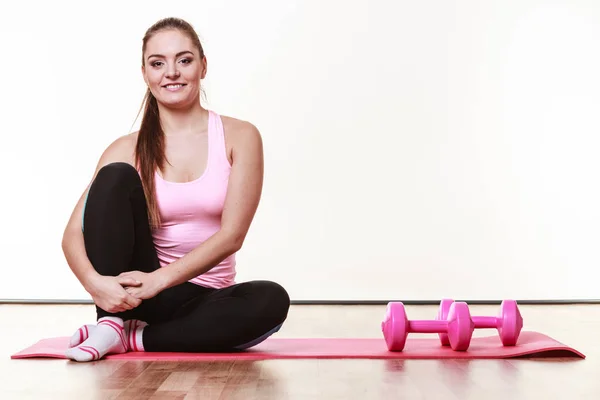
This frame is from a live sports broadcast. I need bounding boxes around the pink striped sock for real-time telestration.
[125,319,147,352]
[64,317,128,362]
[68,324,96,348]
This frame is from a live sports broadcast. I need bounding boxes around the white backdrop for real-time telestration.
[1,0,599,301]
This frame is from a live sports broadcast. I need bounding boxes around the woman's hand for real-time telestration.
[118,270,165,300]
[87,275,143,313]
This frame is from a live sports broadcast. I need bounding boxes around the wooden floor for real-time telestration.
[1,303,598,399]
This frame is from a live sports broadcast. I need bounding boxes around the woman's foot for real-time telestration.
[68,324,96,348]
[124,319,147,352]
[65,317,128,362]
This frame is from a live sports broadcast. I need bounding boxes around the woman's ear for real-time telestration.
[201,56,208,79]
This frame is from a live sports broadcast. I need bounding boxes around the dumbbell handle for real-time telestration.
[408,320,447,333]
[472,316,499,329]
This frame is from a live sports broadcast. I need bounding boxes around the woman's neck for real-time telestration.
[158,101,209,136]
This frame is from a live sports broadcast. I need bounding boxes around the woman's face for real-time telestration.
[142,29,206,109]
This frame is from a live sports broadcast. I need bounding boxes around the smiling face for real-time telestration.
[142,29,207,109]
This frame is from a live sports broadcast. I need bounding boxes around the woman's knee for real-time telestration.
[253,280,291,322]
[231,281,290,350]
[92,162,141,192]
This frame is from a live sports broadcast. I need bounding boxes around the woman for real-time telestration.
[61,17,290,362]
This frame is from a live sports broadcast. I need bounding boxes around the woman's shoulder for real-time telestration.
[219,114,262,145]
[99,132,138,166]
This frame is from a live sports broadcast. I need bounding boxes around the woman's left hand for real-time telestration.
[118,271,165,300]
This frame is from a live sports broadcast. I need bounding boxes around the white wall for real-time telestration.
[1,0,599,301]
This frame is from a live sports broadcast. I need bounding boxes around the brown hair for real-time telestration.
[134,17,205,228]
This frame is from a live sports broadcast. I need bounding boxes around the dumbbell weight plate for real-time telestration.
[499,300,523,346]
[446,301,474,351]
[381,302,409,351]
[437,298,454,346]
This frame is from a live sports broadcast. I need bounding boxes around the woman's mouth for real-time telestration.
[163,84,186,91]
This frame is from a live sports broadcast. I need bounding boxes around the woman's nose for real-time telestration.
[166,67,180,79]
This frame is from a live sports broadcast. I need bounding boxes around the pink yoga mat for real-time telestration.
[10,331,584,360]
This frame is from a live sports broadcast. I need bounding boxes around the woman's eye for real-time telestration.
[150,59,191,67]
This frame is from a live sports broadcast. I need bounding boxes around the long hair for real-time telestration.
[134,17,205,228]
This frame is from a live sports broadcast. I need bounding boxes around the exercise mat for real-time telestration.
[10,331,584,360]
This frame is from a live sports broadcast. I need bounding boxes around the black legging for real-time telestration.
[82,162,290,352]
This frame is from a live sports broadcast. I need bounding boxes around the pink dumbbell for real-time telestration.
[381,301,474,352]
[437,299,523,346]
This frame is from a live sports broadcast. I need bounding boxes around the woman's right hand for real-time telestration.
[86,275,143,313]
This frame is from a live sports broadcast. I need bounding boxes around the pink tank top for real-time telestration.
[151,110,236,289]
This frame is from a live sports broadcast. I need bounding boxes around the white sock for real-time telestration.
[125,319,147,352]
[68,324,96,348]
[65,317,128,362]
